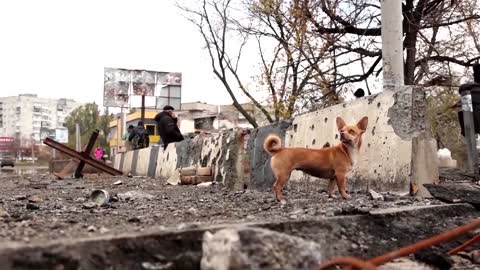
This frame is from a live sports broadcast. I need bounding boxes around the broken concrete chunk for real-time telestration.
[369,189,384,201]
[0,208,10,218]
[201,227,323,270]
[380,258,433,270]
[424,183,480,208]
[28,195,44,203]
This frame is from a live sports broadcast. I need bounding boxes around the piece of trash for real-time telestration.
[90,189,110,206]
[368,189,384,201]
[197,182,213,187]
[113,180,123,185]
[166,171,181,186]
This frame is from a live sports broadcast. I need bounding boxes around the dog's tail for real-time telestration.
[264,134,282,155]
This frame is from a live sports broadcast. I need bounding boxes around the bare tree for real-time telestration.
[178,0,273,127]
[303,0,480,86]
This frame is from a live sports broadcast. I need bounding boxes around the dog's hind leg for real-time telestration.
[273,172,290,202]
[327,177,336,198]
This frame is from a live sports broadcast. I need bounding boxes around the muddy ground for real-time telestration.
[0,170,446,245]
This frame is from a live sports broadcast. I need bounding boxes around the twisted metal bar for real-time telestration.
[448,234,480,255]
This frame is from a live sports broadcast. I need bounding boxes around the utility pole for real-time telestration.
[381,0,404,89]
[75,123,81,151]
[141,94,146,124]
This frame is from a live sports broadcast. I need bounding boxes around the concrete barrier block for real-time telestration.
[247,120,292,190]
[122,151,134,174]
[156,143,178,179]
[135,147,152,176]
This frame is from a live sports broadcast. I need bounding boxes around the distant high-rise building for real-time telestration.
[0,94,82,146]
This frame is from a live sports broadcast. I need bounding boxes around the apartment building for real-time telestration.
[0,94,82,146]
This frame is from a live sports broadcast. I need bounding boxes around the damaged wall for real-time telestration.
[114,128,250,191]
[114,86,438,195]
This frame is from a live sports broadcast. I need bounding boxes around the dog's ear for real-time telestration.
[356,116,368,133]
[336,117,346,130]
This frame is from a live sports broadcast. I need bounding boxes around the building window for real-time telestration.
[146,124,156,135]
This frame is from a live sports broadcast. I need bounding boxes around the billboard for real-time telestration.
[132,70,156,96]
[103,68,182,108]
[104,68,131,107]
[157,72,182,86]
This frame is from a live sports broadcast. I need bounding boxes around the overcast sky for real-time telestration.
[0,0,239,107]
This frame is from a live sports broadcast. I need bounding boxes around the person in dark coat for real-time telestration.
[154,105,184,150]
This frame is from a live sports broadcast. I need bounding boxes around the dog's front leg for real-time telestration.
[327,178,336,198]
[335,173,351,200]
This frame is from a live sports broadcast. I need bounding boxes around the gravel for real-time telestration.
[0,172,446,245]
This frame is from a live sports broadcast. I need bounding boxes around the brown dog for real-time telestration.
[264,116,368,201]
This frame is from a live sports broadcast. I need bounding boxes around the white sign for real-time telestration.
[55,128,69,143]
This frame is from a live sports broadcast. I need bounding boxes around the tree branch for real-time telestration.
[415,55,480,67]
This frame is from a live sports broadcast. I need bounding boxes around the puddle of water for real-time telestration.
[0,166,49,175]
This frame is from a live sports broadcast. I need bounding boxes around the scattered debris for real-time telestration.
[0,208,10,218]
[141,262,174,270]
[166,171,181,186]
[82,202,97,209]
[99,227,110,234]
[187,207,198,215]
[113,180,123,185]
[424,183,480,208]
[197,182,214,187]
[472,250,480,264]
[414,248,453,269]
[28,195,44,203]
[26,203,40,210]
[128,216,142,223]
[380,258,433,270]
[118,191,154,201]
[369,189,385,201]
[14,195,27,201]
